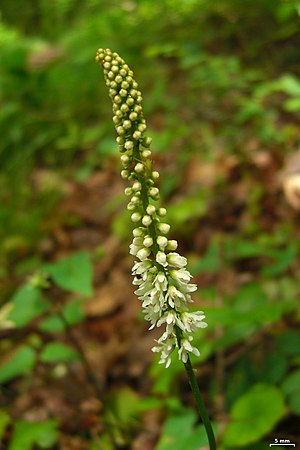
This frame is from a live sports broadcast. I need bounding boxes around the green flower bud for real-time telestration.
[116,136,125,145]
[142,215,152,226]
[124,187,132,196]
[167,240,178,250]
[116,126,125,135]
[132,181,142,192]
[146,205,156,215]
[142,150,151,158]
[131,195,140,204]
[143,137,152,147]
[120,104,129,113]
[124,141,134,150]
[119,89,128,97]
[131,212,142,222]
[135,163,144,173]
[149,187,160,199]
[158,207,167,216]
[123,120,132,129]
[121,170,129,179]
[157,236,168,249]
[126,98,135,106]
[114,95,122,104]
[129,112,138,121]
[130,89,138,97]
[115,75,123,83]
[138,123,147,133]
[157,223,170,234]
[127,202,136,210]
[133,227,145,237]
[120,154,130,165]
[143,236,153,247]
[133,130,142,140]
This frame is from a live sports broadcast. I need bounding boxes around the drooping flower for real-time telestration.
[96,48,207,366]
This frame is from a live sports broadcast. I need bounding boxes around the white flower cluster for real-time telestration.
[97,48,207,367]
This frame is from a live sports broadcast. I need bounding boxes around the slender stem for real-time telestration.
[184,356,216,450]
[175,325,216,450]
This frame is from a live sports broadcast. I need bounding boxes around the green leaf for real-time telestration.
[155,408,214,450]
[191,240,220,274]
[38,315,65,333]
[63,299,85,325]
[9,419,58,450]
[8,285,49,327]
[0,346,36,383]
[281,369,300,414]
[40,342,79,363]
[262,244,297,277]
[276,330,300,356]
[274,74,300,96]
[167,192,208,231]
[258,352,288,384]
[223,383,285,447]
[105,387,140,428]
[0,409,10,441]
[284,97,300,111]
[45,252,93,296]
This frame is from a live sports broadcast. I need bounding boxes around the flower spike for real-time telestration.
[96,48,207,367]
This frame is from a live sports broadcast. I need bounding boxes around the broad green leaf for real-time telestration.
[276,330,300,356]
[105,387,140,427]
[167,192,208,230]
[8,285,49,327]
[0,346,36,383]
[38,315,65,333]
[284,97,300,111]
[274,74,300,96]
[281,369,300,415]
[0,409,10,441]
[63,299,85,325]
[155,408,215,450]
[191,240,220,274]
[262,244,297,277]
[223,384,285,447]
[9,419,58,450]
[40,342,79,363]
[224,238,266,260]
[45,252,93,296]
[258,352,287,384]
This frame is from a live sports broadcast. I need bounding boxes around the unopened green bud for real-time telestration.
[125,141,134,150]
[135,163,144,173]
[131,212,142,222]
[149,187,159,199]
[146,205,156,215]
[133,130,142,140]
[158,207,167,216]
[142,215,152,226]
[132,181,142,192]
[157,223,170,234]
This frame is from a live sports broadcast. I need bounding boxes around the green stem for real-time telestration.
[175,326,216,450]
[184,356,216,450]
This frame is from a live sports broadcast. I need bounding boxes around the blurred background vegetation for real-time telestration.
[1,0,300,449]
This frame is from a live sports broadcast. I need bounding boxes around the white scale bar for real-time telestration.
[269,444,296,447]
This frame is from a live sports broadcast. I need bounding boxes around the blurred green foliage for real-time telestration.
[1,0,300,448]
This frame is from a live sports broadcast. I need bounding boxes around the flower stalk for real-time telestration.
[96,48,216,449]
